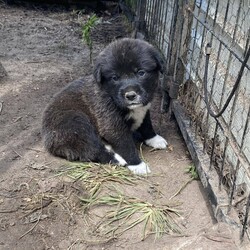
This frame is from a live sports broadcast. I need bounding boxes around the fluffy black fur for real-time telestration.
[42,38,164,169]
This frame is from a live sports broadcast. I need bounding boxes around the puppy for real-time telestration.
[42,38,168,174]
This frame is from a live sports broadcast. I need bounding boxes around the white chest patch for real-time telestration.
[126,103,151,131]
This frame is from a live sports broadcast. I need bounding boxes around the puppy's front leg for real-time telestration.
[105,135,151,175]
[138,111,168,149]
[127,162,151,175]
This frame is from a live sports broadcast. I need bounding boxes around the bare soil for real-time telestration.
[0,3,243,250]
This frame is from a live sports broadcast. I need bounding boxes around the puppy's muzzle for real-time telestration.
[125,91,137,101]
[124,90,141,105]
[120,82,144,107]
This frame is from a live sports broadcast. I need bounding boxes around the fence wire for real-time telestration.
[123,0,250,241]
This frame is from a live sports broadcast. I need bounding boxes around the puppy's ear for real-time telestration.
[93,62,102,84]
[152,48,165,74]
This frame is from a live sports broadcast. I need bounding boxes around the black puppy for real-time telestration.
[42,38,168,174]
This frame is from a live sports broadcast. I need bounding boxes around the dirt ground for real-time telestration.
[0,3,245,250]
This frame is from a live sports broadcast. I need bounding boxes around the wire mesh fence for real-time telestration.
[122,0,250,241]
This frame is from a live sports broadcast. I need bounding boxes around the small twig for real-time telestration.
[0,209,19,213]
[148,147,160,152]
[21,197,52,218]
[12,148,23,158]
[139,143,146,162]
[67,239,81,250]
[26,147,44,153]
[19,214,41,239]
[202,234,232,243]
[0,101,3,114]
[246,229,250,240]
[233,195,247,207]
[169,178,194,200]
[25,60,51,64]
[19,195,46,239]
[81,236,117,245]
[13,116,22,123]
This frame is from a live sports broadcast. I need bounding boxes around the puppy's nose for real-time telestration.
[125,91,137,101]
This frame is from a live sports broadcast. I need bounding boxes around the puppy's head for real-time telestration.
[94,38,164,110]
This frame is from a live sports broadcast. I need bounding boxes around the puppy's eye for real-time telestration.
[137,70,145,77]
[112,75,119,81]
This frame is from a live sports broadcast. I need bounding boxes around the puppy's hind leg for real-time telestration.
[104,144,127,166]
[43,112,118,164]
[104,144,150,174]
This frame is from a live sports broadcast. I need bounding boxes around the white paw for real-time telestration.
[105,144,127,166]
[127,162,151,175]
[114,153,127,166]
[145,134,168,149]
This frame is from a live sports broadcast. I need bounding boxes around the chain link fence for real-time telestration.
[121,0,250,241]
